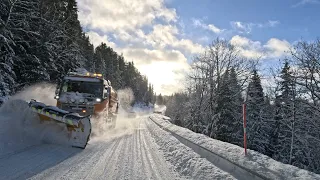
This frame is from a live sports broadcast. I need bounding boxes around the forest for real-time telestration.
[1,0,320,175]
[0,0,155,105]
[165,38,320,174]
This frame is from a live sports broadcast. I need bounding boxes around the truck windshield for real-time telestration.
[61,80,102,97]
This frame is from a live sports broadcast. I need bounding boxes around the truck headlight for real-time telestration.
[96,98,101,102]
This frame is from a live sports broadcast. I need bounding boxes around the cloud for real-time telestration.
[263,38,291,58]
[77,0,287,95]
[115,47,188,65]
[230,35,264,58]
[77,0,199,95]
[230,21,252,34]
[230,35,291,59]
[145,24,204,54]
[78,0,177,33]
[86,31,116,48]
[192,18,224,34]
[266,20,280,27]
[230,20,280,34]
[292,0,320,7]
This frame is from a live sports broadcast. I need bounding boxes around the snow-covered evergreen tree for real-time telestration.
[246,69,271,155]
[0,0,16,98]
[272,61,296,163]
[229,68,244,146]
[0,0,153,106]
[214,70,234,142]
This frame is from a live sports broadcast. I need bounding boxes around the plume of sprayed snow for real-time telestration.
[90,88,146,141]
[74,68,90,75]
[11,82,57,106]
[117,88,135,110]
[154,104,167,115]
[116,88,154,115]
[89,114,141,142]
[0,83,72,156]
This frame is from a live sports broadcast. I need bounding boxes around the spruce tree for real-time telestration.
[272,61,296,163]
[229,68,244,146]
[246,69,270,154]
[214,70,234,142]
[4,0,50,89]
[0,0,153,107]
[0,0,16,97]
[157,94,164,105]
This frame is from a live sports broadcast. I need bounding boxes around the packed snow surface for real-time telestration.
[0,99,72,157]
[149,114,320,180]
[0,84,237,180]
[1,114,236,180]
[145,118,235,179]
[3,83,318,179]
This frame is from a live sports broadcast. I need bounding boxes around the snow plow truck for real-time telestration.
[28,71,119,149]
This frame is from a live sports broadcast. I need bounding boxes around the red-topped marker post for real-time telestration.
[243,103,247,156]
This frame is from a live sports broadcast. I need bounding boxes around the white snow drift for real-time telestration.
[149,114,320,180]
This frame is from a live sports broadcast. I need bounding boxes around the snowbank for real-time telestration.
[153,104,166,114]
[149,114,320,180]
[0,100,71,158]
[145,117,236,180]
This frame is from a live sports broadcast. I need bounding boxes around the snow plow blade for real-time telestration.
[28,99,91,149]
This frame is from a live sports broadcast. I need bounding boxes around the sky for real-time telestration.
[76,0,319,95]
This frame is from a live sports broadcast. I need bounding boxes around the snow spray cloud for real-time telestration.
[90,88,141,141]
[117,88,135,111]
[11,82,57,106]
[0,99,70,155]
[153,104,167,115]
[0,83,71,154]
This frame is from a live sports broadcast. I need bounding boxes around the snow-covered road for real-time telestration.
[0,118,184,180]
[2,114,318,180]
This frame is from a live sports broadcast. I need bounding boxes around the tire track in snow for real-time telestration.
[115,134,134,180]
[66,138,124,179]
[140,123,177,180]
[28,141,108,180]
[139,121,162,179]
[0,144,41,160]
[132,126,144,179]
[2,117,183,180]
[138,124,151,179]
[82,137,123,180]
[103,136,127,179]
[0,144,78,180]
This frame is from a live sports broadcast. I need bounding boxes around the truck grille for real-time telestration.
[60,103,95,116]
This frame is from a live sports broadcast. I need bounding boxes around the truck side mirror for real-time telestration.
[103,88,109,99]
[55,88,60,94]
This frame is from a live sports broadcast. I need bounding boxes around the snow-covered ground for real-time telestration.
[146,117,236,179]
[149,114,320,180]
[0,96,236,180]
[0,114,238,180]
[2,86,319,180]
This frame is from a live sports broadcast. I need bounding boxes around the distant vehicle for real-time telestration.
[128,110,137,118]
[153,110,164,115]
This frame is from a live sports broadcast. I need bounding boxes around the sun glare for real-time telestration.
[137,61,188,95]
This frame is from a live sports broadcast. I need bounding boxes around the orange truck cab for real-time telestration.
[54,72,119,127]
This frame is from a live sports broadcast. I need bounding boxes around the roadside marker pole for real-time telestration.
[243,103,247,156]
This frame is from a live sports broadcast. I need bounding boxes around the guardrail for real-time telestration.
[149,116,271,180]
